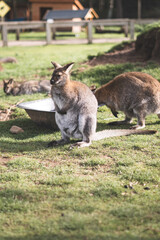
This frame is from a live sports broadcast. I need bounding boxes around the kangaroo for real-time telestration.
[94,72,160,129]
[3,78,51,96]
[48,62,156,148]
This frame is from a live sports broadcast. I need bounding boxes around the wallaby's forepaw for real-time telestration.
[111,109,119,118]
[57,110,67,115]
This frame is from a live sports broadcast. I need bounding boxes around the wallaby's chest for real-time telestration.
[56,110,82,139]
[52,86,75,108]
[54,94,67,109]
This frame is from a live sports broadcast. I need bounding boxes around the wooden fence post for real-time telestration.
[46,22,52,44]
[2,24,8,47]
[87,21,93,44]
[124,22,129,37]
[130,20,135,40]
[16,29,20,40]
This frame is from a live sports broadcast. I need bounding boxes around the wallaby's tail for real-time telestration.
[92,129,157,141]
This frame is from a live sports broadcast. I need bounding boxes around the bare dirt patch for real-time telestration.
[0,63,3,71]
[0,156,11,165]
[87,28,160,66]
[86,42,145,66]
[0,107,15,121]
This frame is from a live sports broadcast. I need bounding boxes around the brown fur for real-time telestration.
[94,72,160,129]
[3,78,51,96]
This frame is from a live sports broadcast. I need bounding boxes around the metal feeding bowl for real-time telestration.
[17,98,58,130]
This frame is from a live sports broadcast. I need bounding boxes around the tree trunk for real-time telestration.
[116,0,123,18]
[12,0,17,19]
[89,0,93,8]
[108,0,114,18]
[137,0,141,19]
[99,0,105,13]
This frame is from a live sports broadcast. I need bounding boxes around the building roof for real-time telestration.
[43,8,98,20]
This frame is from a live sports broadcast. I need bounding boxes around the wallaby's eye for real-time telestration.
[54,72,62,80]
[55,75,60,80]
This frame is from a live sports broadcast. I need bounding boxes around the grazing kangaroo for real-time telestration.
[94,72,160,129]
[3,78,51,96]
[48,62,156,148]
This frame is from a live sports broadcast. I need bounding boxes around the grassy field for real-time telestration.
[0,41,160,240]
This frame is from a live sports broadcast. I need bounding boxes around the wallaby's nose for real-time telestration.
[50,78,54,85]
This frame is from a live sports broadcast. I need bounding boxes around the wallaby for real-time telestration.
[0,57,17,64]
[94,72,160,129]
[3,78,51,96]
[48,62,156,148]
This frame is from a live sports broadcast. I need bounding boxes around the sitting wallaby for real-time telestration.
[48,62,156,148]
[3,78,51,96]
[94,72,160,129]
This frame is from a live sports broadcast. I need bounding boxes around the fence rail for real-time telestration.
[0,19,159,47]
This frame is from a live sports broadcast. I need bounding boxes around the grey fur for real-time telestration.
[49,62,97,148]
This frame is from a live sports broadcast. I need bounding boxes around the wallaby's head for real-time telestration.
[50,62,74,86]
[3,78,14,95]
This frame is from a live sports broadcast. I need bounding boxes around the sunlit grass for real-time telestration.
[0,41,160,240]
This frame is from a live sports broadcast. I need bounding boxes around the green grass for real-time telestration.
[0,43,114,81]
[0,42,160,240]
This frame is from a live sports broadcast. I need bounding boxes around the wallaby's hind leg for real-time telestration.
[71,116,95,148]
[131,114,146,129]
[73,133,92,148]
[75,140,91,148]
[108,116,133,126]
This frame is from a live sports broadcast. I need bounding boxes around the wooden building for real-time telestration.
[5,0,98,23]
[28,0,85,21]
[43,8,98,32]
[4,0,98,33]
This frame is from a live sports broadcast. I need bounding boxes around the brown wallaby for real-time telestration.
[48,63,156,148]
[94,72,160,129]
[3,78,51,96]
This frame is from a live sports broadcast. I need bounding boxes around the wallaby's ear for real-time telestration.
[89,85,97,93]
[51,61,62,69]
[8,78,14,84]
[63,62,74,74]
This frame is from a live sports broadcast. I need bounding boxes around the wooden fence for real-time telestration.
[0,19,159,47]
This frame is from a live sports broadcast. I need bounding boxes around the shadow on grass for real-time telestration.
[0,116,159,154]
[0,118,58,153]
[0,118,55,138]
[97,119,160,132]
[97,122,132,131]
[0,234,159,240]
[0,118,81,153]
